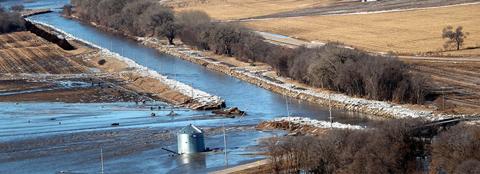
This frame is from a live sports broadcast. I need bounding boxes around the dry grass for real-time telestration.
[244,4,480,55]
[168,0,334,20]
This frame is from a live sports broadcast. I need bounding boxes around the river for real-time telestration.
[0,0,374,173]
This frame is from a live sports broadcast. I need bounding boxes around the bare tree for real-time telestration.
[62,4,73,16]
[262,119,426,173]
[10,4,24,12]
[442,26,469,50]
[431,124,480,174]
[157,20,179,45]
[0,7,25,34]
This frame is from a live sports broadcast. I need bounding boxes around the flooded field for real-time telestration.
[0,102,277,173]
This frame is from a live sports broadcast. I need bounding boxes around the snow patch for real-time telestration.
[273,117,364,130]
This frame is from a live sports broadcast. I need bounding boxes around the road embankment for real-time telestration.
[24,20,225,110]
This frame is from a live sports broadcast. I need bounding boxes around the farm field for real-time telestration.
[0,31,88,74]
[401,57,480,114]
[0,31,190,104]
[163,0,334,20]
[0,31,143,103]
[244,3,480,55]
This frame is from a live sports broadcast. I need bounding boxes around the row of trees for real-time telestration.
[0,5,26,34]
[262,120,480,174]
[70,0,428,104]
[431,124,480,173]
[177,11,427,104]
[71,0,177,44]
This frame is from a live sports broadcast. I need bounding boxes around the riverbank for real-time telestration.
[63,13,478,119]
[257,117,363,136]
[14,19,224,109]
[139,37,449,120]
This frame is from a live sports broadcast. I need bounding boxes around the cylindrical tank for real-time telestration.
[177,124,205,154]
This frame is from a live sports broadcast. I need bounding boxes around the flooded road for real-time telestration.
[0,0,375,173]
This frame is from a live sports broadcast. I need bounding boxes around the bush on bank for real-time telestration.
[261,120,480,173]
[0,5,25,34]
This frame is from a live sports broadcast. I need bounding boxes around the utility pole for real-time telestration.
[285,97,290,117]
[329,93,333,128]
[442,87,446,111]
[191,83,194,99]
[100,148,104,174]
[223,122,228,166]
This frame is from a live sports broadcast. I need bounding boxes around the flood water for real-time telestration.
[0,0,374,173]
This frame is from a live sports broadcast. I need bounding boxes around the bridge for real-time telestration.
[411,116,480,139]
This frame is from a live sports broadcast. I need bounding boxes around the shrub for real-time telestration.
[10,4,24,12]
[0,6,25,34]
[431,124,480,173]
[98,59,106,65]
[262,119,425,173]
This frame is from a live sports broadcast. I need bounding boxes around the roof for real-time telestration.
[178,124,203,134]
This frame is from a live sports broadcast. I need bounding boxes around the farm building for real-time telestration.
[177,124,206,154]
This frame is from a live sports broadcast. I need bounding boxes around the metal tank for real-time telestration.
[177,124,206,154]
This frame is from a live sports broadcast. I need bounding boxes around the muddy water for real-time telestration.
[0,0,375,173]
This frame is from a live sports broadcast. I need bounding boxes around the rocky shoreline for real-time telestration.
[257,117,363,135]
[139,38,451,120]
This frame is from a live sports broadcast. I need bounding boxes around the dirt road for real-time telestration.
[244,0,480,20]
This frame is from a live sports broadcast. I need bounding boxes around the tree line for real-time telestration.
[262,120,480,174]
[0,5,25,34]
[70,0,428,104]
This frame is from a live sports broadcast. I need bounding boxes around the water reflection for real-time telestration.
[176,154,207,173]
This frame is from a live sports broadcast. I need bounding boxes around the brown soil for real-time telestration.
[0,32,87,74]
[0,28,204,106]
[256,121,329,136]
[401,57,480,114]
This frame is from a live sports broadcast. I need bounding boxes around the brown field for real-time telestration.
[0,31,145,102]
[0,31,191,104]
[165,0,334,20]
[244,4,480,55]
[401,57,480,114]
[0,32,88,74]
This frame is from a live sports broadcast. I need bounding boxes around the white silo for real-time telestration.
[177,124,205,154]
